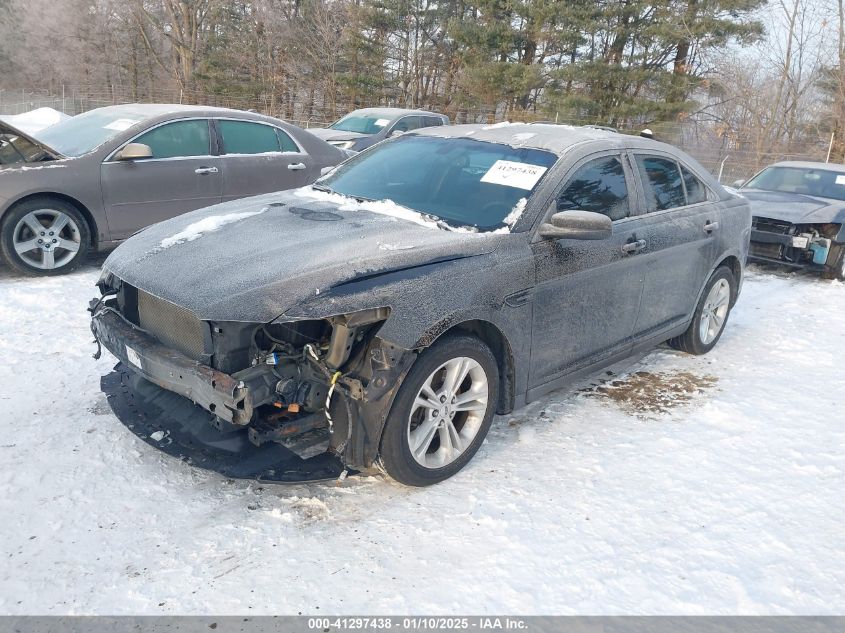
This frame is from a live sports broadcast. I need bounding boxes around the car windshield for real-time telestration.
[36,107,156,157]
[329,114,392,135]
[319,135,558,230]
[745,166,845,201]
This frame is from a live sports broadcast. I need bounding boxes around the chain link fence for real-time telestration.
[1,85,833,183]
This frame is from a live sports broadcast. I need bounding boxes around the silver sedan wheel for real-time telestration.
[407,357,489,469]
[12,209,81,270]
[699,278,730,345]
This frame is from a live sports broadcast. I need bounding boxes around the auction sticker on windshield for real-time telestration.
[481,160,547,190]
[104,119,139,132]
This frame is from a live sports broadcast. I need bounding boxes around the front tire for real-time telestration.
[379,334,499,486]
[669,266,735,355]
[822,243,845,281]
[0,197,91,275]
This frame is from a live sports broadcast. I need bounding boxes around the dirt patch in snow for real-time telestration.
[583,370,718,416]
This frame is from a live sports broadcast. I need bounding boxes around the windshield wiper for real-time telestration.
[313,183,372,204]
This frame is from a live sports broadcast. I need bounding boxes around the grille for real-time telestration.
[137,289,207,360]
[750,242,783,259]
[753,217,793,234]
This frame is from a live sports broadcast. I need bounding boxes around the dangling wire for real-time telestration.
[324,370,342,433]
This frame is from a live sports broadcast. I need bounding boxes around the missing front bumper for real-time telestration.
[91,308,253,424]
[101,364,349,483]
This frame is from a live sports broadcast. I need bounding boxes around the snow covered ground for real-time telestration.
[0,258,843,615]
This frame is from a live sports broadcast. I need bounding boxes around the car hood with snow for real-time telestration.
[100,187,503,323]
[741,188,845,224]
[0,107,70,135]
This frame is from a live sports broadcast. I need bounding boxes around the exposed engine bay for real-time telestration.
[749,219,840,268]
[90,274,415,479]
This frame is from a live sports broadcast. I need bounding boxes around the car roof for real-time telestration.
[83,103,288,124]
[768,160,845,173]
[414,122,675,157]
[346,107,444,119]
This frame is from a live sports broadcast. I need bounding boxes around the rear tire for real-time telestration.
[822,243,845,281]
[668,266,736,355]
[378,334,499,486]
[1,197,91,275]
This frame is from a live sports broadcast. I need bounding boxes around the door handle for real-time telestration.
[621,239,647,254]
[194,167,219,175]
[287,162,307,171]
[704,220,720,233]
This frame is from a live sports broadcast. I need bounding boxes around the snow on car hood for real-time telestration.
[741,189,845,224]
[102,189,503,323]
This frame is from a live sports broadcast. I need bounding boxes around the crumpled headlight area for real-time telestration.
[223,307,392,423]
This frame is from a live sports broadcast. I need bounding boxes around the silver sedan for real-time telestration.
[0,104,349,274]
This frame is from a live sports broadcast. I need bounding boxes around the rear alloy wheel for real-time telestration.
[379,334,499,486]
[1,198,90,275]
[668,266,735,355]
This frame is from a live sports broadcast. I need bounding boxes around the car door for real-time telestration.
[528,152,651,390]
[215,119,315,201]
[101,118,222,239]
[628,154,721,338]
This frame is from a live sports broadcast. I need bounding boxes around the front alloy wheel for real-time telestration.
[407,357,489,469]
[379,334,499,486]
[1,197,90,275]
[12,209,81,271]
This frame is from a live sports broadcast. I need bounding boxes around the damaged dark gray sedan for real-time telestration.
[738,161,845,279]
[90,124,751,486]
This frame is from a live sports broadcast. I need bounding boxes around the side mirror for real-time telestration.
[320,166,336,177]
[388,129,405,137]
[731,179,745,188]
[115,143,153,161]
[539,210,613,240]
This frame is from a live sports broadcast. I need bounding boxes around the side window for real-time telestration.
[636,155,686,211]
[424,116,444,128]
[392,116,424,133]
[276,128,300,152]
[680,164,707,204]
[133,120,210,159]
[218,120,280,155]
[557,156,630,221]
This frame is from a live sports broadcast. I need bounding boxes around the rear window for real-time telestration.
[636,155,686,211]
[219,120,280,154]
[681,165,708,204]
